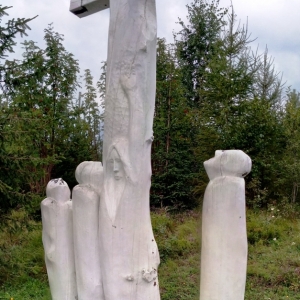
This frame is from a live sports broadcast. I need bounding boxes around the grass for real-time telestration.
[0,279,50,300]
[152,210,200,300]
[0,209,48,299]
[245,207,300,299]
[1,207,300,299]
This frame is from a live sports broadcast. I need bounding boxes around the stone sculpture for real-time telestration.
[41,179,77,300]
[42,1,160,299]
[97,1,160,299]
[72,162,104,299]
[200,150,252,300]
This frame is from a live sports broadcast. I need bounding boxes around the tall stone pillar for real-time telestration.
[200,150,251,300]
[72,162,104,299]
[99,0,160,299]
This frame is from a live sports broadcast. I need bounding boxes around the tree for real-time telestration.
[251,47,285,107]
[175,0,228,106]
[279,90,300,203]
[3,24,80,194]
[151,38,198,208]
[0,5,36,212]
[54,68,104,189]
[0,5,36,93]
[0,24,105,213]
[177,3,260,200]
[174,1,288,207]
[97,61,106,155]
[196,6,258,144]
[0,24,106,212]
[81,68,101,161]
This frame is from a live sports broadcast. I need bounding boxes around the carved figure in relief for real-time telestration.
[200,150,251,300]
[105,142,127,221]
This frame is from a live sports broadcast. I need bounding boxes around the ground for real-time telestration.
[1,207,300,299]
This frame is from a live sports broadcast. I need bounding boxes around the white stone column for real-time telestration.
[72,161,104,300]
[41,179,77,300]
[99,0,160,299]
[200,150,251,300]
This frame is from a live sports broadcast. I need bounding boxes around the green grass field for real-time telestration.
[1,207,300,299]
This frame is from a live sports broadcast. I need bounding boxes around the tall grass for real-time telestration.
[1,207,300,299]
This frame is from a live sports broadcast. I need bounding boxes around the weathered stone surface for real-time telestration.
[73,162,104,299]
[43,0,160,298]
[41,179,77,300]
[200,150,251,300]
[99,0,160,299]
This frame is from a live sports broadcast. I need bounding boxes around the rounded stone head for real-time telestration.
[75,161,103,194]
[204,150,252,180]
[46,178,70,203]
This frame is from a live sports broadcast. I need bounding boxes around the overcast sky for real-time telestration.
[3,0,300,92]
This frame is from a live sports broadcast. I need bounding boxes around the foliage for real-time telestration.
[170,0,290,208]
[53,68,103,189]
[0,5,36,212]
[81,69,101,160]
[0,18,102,212]
[169,1,253,203]
[4,24,80,191]
[175,0,228,106]
[97,61,106,154]
[278,90,300,204]
[197,7,257,121]
[251,47,285,106]
[219,98,286,207]
[0,24,80,212]
[0,5,36,90]
[152,39,198,208]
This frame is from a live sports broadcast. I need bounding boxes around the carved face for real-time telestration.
[108,148,125,181]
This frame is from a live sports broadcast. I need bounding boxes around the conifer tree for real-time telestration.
[0,5,35,211]
[152,38,198,208]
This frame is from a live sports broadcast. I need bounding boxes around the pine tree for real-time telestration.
[0,24,86,212]
[175,0,228,106]
[0,5,36,212]
[280,90,300,203]
[81,69,101,161]
[151,38,198,208]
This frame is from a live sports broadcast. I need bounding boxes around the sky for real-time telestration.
[3,0,300,92]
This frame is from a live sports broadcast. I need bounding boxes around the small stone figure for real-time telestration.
[200,150,252,300]
[72,161,104,299]
[41,179,77,300]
